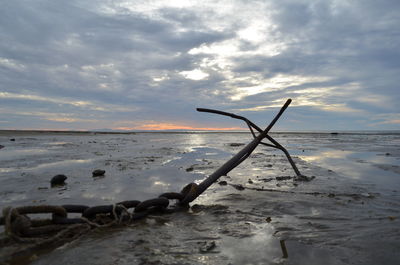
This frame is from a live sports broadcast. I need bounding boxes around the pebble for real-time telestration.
[51,174,67,186]
[276,176,292,181]
[199,241,216,253]
[0,145,4,149]
[92,169,106,177]
[231,184,245,191]
[229,143,245,147]
[218,181,228,186]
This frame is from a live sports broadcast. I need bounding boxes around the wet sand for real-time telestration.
[0,131,399,264]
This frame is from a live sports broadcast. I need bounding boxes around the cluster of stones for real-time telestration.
[50,169,106,187]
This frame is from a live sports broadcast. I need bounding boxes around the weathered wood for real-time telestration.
[190,99,299,203]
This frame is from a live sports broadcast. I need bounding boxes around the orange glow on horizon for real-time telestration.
[116,122,244,131]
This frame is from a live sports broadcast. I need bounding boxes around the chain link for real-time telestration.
[0,184,195,243]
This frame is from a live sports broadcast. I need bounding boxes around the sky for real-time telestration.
[0,0,399,131]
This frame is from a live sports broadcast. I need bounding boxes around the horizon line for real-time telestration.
[1,129,400,134]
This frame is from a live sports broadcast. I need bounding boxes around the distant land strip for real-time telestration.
[0,130,399,136]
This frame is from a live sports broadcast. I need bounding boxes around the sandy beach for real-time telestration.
[0,131,399,264]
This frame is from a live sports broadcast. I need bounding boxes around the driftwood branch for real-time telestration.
[189,99,307,204]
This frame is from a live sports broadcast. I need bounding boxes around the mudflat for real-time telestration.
[0,131,399,264]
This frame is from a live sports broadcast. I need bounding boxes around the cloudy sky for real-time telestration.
[1,0,399,131]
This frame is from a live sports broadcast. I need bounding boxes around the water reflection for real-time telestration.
[299,149,400,189]
[190,133,207,145]
[32,159,93,170]
[300,149,353,162]
[0,148,49,159]
[63,165,204,206]
[221,224,281,264]
[0,159,94,173]
[45,141,69,146]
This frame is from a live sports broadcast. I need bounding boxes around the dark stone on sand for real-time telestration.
[10,138,15,141]
[231,184,245,191]
[218,181,228,186]
[276,176,292,181]
[385,153,391,156]
[330,132,339,135]
[248,179,253,184]
[199,241,216,253]
[186,166,194,172]
[294,175,314,181]
[0,145,4,149]
[92,169,106,177]
[51,174,67,186]
[191,204,202,212]
[261,178,273,182]
[229,143,245,147]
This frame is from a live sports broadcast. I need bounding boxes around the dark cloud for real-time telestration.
[0,0,399,130]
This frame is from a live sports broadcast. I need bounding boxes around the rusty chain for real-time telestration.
[0,183,200,263]
[0,183,198,241]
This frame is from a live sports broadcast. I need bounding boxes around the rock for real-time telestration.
[295,175,315,181]
[0,145,4,149]
[231,184,245,191]
[261,178,273,182]
[218,181,228,186]
[248,179,253,184]
[92,169,106,177]
[199,241,216,253]
[186,166,194,172]
[51,174,67,187]
[229,143,245,147]
[10,138,15,141]
[191,204,204,213]
[276,176,292,181]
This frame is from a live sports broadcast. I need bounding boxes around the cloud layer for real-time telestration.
[1,0,399,131]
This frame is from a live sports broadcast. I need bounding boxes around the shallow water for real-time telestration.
[0,131,399,264]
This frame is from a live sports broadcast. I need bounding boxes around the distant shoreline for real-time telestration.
[1,129,399,136]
